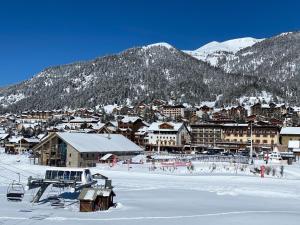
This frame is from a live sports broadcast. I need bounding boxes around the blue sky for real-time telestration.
[0,0,299,86]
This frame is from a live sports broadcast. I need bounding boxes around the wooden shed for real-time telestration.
[79,187,115,212]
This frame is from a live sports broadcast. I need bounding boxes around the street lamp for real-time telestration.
[249,121,253,165]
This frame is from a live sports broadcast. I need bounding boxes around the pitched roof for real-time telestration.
[148,122,184,132]
[120,116,141,123]
[56,132,143,153]
[280,127,300,135]
[79,187,115,201]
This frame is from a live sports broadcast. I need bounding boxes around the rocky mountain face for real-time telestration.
[0,32,300,112]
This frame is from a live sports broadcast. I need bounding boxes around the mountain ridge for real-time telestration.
[0,31,299,112]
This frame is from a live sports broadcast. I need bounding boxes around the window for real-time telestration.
[64,171,70,180]
[58,171,64,179]
[51,170,58,180]
[75,171,83,181]
[45,170,51,179]
[69,153,72,157]
[70,171,77,180]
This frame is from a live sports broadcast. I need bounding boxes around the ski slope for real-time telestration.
[0,153,300,225]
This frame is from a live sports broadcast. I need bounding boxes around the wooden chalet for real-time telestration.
[79,187,115,212]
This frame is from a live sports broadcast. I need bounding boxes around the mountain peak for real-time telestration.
[184,37,264,66]
[196,37,264,54]
[142,42,175,50]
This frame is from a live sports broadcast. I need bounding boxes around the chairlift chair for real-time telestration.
[47,185,65,208]
[51,198,65,208]
[7,180,25,201]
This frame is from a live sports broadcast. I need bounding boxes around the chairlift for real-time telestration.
[51,198,65,208]
[7,177,25,201]
[47,185,65,208]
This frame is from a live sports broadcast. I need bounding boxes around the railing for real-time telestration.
[146,152,249,164]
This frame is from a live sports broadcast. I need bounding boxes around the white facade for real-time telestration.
[147,122,189,147]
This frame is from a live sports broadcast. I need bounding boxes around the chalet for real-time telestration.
[199,105,213,114]
[117,116,148,143]
[34,132,143,167]
[21,110,54,120]
[5,136,40,154]
[134,126,149,147]
[147,122,190,152]
[79,187,115,212]
[250,103,286,118]
[67,117,99,130]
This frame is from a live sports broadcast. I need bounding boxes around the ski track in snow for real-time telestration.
[1,211,300,221]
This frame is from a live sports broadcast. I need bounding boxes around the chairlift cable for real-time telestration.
[0,173,14,184]
[0,160,40,176]
[0,164,28,178]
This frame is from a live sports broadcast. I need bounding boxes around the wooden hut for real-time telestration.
[79,187,115,212]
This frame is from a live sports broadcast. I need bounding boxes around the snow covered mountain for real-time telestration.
[0,31,300,112]
[184,37,264,66]
[0,43,249,111]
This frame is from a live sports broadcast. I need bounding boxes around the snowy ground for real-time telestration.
[0,152,300,225]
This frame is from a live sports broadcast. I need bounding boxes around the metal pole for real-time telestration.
[250,122,253,164]
[158,129,160,154]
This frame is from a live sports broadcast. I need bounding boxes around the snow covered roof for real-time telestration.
[280,127,300,135]
[0,133,9,140]
[56,132,143,153]
[69,117,98,123]
[8,136,23,143]
[261,104,270,109]
[91,122,106,130]
[136,126,149,135]
[148,122,184,132]
[100,153,113,161]
[223,123,248,127]
[23,138,40,143]
[79,188,114,201]
[120,116,141,123]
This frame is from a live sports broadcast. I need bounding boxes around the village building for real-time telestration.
[0,133,10,147]
[134,126,149,147]
[33,132,143,167]
[222,123,279,151]
[162,105,185,119]
[190,123,223,146]
[116,116,148,144]
[21,110,54,120]
[66,117,99,130]
[5,136,40,154]
[79,186,115,212]
[146,122,190,152]
[250,103,286,118]
[280,127,300,146]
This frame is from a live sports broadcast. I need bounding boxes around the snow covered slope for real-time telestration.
[185,37,264,66]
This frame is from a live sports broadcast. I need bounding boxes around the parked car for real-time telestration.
[265,152,282,162]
